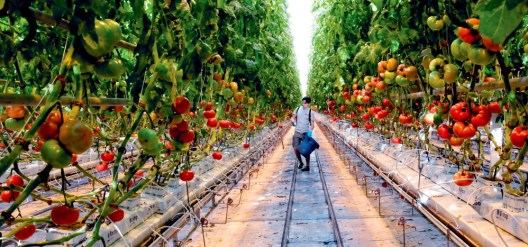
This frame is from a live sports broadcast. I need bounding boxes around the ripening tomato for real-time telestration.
[453,171,474,186]
[101,152,115,162]
[179,170,195,182]
[5,105,25,119]
[212,152,223,160]
[510,126,528,148]
[14,224,36,240]
[172,96,191,114]
[448,136,464,146]
[482,37,502,52]
[6,174,24,187]
[59,120,93,154]
[51,205,80,226]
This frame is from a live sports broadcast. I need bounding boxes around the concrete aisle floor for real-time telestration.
[186,125,454,247]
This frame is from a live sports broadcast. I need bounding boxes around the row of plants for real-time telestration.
[0,0,300,245]
[308,0,528,195]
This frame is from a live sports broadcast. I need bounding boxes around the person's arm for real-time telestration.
[309,111,315,131]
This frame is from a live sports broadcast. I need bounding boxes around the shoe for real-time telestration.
[301,164,310,171]
[297,160,304,169]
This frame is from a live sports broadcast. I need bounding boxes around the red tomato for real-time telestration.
[204,110,216,119]
[339,105,346,112]
[382,98,392,107]
[169,124,181,139]
[243,143,250,148]
[364,122,374,130]
[114,106,124,113]
[437,124,452,139]
[207,118,218,128]
[108,207,125,222]
[219,120,231,128]
[179,170,195,182]
[471,105,491,127]
[510,126,528,148]
[453,171,474,186]
[450,102,470,121]
[457,18,481,44]
[391,137,402,144]
[101,152,115,162]
[179,130,195,144]
[375,110,388,119]
[482,37,502,52]
[453,122,477,139]
[351,122,359,128]
[361,113,370,120]
[488,102,501,114]
[1,190,20,202]
[6,174,24,187]
[95,162,109,172]
[172,96,191,114]
[135,170,144,177]
[231,122,241,129]
[205,102,213,111]
[50,205,80,226]
[212,152,223,160]
[249,125,255,130]
[72,154,78,164]
[398,114,413,125]
[14,224,36,240]
[165,141,174,150]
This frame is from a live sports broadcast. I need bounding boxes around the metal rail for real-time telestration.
[314,150,344,247]
[280,159,299,247]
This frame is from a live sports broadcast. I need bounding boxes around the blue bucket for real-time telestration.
[298,135,320,157]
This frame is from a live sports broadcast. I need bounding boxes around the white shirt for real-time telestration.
[294,106,314,133]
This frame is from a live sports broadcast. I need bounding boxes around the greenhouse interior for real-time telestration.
[1,0,528,246]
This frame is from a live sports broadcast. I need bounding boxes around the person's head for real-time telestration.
[302,96,311,106]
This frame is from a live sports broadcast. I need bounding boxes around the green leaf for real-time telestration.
[475,0,526,44]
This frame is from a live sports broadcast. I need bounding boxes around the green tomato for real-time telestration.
[468,46,495,66]
[395,75,410,87]
[426,16,444,30]
[443,64,459,83]
[81,19,122,57]
[428,71,445,89]
[429,58,445,71]
[383,71,396,84]
[138,128,160,150]
[4,118,26,131]
[94,58,127,79]
[143,142,163,156]
[41,140,73,169]
[450,39,468,61]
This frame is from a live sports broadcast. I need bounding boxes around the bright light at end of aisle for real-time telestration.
[286,0,314,96]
